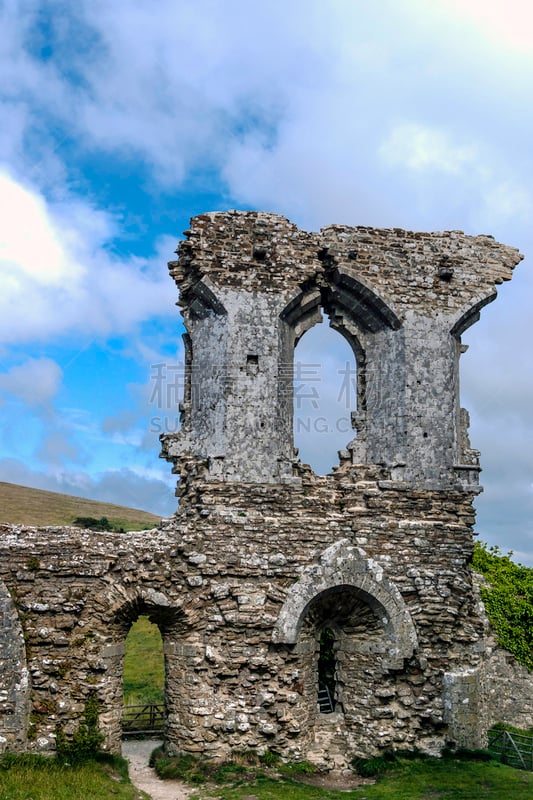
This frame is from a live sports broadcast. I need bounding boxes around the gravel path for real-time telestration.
[122,739,192,800]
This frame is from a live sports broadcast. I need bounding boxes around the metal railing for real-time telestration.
[122,703,165,737]
[487,728,533,771]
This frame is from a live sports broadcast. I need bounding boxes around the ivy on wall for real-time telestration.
[472,542,533,671]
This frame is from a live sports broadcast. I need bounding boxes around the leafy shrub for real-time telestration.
[152,752,209,784]
[152,748,277,786]
[56,694,104,760]
[278,759,316,776]
[259,748,280,767]
[72,516,125,532]
[472,542,533,670]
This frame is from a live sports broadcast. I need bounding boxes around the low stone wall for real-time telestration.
[483,647,533,732]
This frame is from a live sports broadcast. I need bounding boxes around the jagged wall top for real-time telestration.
[170,211,522,321]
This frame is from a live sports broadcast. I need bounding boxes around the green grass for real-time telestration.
[2,751,533,800]
[151,750,533,800]
[189,758,533,800]
[0,481,160,531]
[0,753,149,799]
[123,615,165,705]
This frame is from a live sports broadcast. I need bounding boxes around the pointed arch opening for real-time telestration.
[293,313,359,474]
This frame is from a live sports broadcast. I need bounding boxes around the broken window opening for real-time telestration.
[293,314,357,474]
[246,353,259,376]
[317,627,336,714]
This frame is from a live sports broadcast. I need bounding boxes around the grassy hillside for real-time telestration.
[0,481,161,531]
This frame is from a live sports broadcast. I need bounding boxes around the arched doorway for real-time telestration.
[101,592,186,749]
[298,584,392,723]
[272,540,418,757]
[122,615,165,737]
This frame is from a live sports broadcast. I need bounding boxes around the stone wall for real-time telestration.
[0,212,530,768]
[483,647,533,732]
[0,579,29,751]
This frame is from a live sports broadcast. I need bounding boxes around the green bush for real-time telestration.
[259,748,280,767]
[72,516,125,532]
[472,542,533,670]
[56,694,104,761]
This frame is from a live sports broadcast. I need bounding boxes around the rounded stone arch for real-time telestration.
[0,580,30,752]
[106,586,187,634]
[272,540,417,669]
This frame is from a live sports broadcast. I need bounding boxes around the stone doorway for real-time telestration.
[122,615,165,737]
[105,592,186,751]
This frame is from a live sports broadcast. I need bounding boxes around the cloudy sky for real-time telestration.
[0,0,532,562]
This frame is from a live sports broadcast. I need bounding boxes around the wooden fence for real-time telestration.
[122,704,165,737]
[487,728,533,771]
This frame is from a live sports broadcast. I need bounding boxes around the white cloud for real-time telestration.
[0,357,62,407]
[436,0,533,53]
[36,427,86,466]
[2,1,532,235]
[0,171,175,345]
[482,181,533,225]
[379,124,479,175]
[0,172,82,283]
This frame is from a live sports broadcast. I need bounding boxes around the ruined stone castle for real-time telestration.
[1,212,532,768]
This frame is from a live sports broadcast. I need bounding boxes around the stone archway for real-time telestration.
[272,540,419,763]
[98,587,187,752]
[273,539,417,670]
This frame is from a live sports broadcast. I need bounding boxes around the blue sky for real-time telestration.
[0,0,532,562]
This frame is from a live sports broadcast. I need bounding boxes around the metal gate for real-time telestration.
[487,728,533,771]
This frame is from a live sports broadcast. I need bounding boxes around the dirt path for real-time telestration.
[122,739,192,800]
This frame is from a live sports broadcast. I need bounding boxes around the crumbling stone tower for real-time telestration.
[159,212,524,764]
[1,211,530,767]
